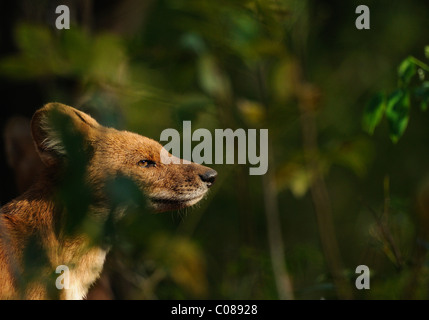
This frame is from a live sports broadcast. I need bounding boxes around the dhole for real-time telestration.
[0,103,217,300]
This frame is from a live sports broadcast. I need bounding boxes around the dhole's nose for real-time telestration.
[199,169,217,188]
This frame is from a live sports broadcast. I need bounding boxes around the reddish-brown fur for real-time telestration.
[0,103,216,299]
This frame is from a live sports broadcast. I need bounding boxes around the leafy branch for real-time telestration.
[363,46,429,142]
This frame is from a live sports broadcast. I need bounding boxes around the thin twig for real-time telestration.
[262,169,295,300]
[361,199,403,270]
[257,65,294,300]
[298,87,353,300]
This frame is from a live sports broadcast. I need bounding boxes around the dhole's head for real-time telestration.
[31,103,217,212]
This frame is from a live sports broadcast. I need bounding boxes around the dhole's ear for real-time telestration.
[31,102,100,166]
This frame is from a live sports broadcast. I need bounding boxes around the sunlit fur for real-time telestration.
[0,103,216,299]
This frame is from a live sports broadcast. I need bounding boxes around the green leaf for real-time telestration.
[415,82,429,111]
[425,46,429,59]
[90,34,128,85]
[15,23,54,59]
[197,54,231,99]
[362,93,386,135]
[332,138,375,178]
[179,33,206,55]
[398,57,416,86]
[175,93,213,122]
[385,90,410,143]
[60,28,92,76]
[0,24,61,78]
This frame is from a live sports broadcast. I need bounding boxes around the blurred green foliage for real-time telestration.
[1,0,429,300]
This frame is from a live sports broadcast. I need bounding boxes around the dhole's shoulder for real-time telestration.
[0,186,57,233]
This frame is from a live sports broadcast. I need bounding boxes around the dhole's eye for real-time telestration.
[138,160,156,168]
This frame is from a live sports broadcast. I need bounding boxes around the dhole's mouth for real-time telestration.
[149,194,205,212]
[146,167,216,212]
